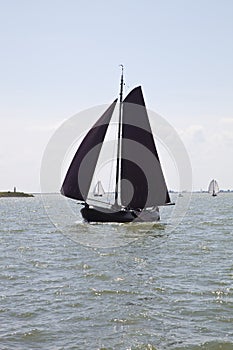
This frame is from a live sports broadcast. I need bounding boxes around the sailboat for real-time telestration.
[93,181,105,197]
[61,67,173,222]
[208,179,219,197]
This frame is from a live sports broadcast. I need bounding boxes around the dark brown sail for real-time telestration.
[61,100,117,200]
[121,86,171,208]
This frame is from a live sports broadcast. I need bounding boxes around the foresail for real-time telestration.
[61,100,117,200]
[121,86,171,209]
[208,180,214,193]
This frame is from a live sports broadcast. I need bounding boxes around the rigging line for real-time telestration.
[107,121,118,203]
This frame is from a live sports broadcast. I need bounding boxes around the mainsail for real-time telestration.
[61,100,117,200]
[120,86,171,208]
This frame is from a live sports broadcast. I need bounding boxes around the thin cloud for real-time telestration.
[219,117,233,125]
[179,124,206,145]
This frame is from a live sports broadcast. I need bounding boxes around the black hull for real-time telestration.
[80,206,160,223]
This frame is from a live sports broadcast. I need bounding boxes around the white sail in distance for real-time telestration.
[208,179,219,195]
[93,181,105,197]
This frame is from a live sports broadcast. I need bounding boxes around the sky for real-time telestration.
[0,0,233,192]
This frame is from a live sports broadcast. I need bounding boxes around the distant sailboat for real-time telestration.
[93,181,105,197]
[61,66,173,222]
[208,179,219,197]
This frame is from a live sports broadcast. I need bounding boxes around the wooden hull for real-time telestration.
[80,206,160,223]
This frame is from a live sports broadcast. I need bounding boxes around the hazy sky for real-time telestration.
[0,0,233,192]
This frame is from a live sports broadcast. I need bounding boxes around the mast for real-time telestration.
[114,65,124,206]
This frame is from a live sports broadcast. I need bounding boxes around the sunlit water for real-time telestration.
[0,193,233,349]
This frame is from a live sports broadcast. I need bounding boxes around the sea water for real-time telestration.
[0,193,233,349]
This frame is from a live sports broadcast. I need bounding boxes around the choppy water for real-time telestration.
[0,193,233,349]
